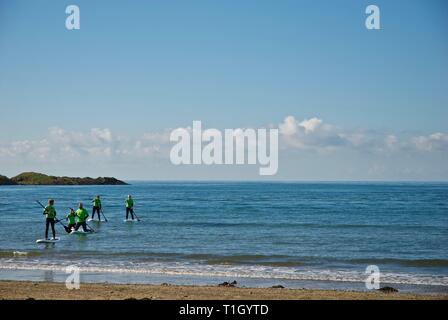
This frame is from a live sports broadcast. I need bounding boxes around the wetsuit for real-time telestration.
[74,208,89,232]
[125,198,134,220]
[66,211,76,231]
[43,205,56,239]
[91,198,102,220]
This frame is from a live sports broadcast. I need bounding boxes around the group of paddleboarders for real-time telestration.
[42,195,135,240]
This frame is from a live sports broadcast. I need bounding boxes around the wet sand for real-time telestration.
[0,280,446,300]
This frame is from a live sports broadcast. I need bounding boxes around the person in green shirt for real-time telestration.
[125,195,135,220]
[74,203,90,232]
[66,208,76,231]
[43,199,57,240]
[91,195,102,221]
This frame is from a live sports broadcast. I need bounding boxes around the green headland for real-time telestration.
[0,172,128,185]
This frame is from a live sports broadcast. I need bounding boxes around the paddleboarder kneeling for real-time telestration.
[43,199,57,240]
[66,208,77,232]
[74,203,90,232]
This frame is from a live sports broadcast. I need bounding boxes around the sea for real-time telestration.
[0,182,447,294]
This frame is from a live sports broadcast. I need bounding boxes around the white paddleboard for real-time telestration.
[36,237,60,244]
[70,230,93,235]
[123,219,138,222]
[87,218,104,222]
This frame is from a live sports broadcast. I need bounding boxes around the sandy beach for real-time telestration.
[0,280,446,300]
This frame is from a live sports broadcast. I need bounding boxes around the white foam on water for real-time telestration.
[12,251,28,257]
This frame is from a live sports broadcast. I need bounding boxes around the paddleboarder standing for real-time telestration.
[125,195,135,220]
[43,199,57,240]
[91,195,102,221]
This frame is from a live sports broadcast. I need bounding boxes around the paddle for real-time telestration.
[35,200,46,210]
[55,219,72,233]
[132,210,141,222]
[85,221,95,233]
[84,222,95,233]
[100,208,108,222]
[36,200,71,233]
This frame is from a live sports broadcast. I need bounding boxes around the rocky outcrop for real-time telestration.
[378,286,399,293]
[218,281,237,287]
[271,285,285,289]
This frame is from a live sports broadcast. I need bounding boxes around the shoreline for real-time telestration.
[0,280,447,300]
[1,267,446,295]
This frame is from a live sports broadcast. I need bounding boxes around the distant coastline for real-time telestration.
[0,172,128,185]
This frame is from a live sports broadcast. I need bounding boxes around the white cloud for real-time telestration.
[0,127,172,164]
[279,116,346,151]
[299,117,322,134]
[279,116,323,136]
[277,115,448,154]
[412,132,448,152]
[279,116,298,136]
[91,128,113,143]
[0,118,447,169]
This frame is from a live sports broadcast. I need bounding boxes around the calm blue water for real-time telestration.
[0,182,447,293]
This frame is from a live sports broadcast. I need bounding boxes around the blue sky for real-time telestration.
[0,0,447,180]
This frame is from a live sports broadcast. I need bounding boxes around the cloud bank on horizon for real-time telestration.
[1,116,447,181]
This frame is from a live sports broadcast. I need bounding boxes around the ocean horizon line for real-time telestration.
[3,179,447,185]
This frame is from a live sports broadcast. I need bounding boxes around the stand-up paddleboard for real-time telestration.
[70,230,94,235]
[87,218,104,222]
[36,237,60,244]
[123,219,138,222]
